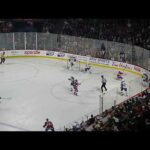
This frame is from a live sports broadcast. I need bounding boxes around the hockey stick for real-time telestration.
[80,79,86,84]
[0,97,12,100]
[80,77,90,84]
[0,97,12,103]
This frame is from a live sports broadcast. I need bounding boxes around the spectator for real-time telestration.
[87,114,95,125]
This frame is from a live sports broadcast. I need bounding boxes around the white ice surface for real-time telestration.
[0,58,145,131]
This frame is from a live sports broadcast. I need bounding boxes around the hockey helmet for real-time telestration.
[121,79,125,82]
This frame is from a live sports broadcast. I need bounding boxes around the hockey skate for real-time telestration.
[74,92,78,96]
[100,89,103,93]
[100,89,105,95]
[120,91,124,96]
[125,92,128,97]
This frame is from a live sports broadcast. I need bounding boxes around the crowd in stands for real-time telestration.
[65,88,150,131]
[0,20,13,32]
[0,19,150,50]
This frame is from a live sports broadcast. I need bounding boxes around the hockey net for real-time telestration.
[66,56,80,71]
[78,55,92,72]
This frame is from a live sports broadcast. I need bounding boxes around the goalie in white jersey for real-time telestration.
[67,57,76,69]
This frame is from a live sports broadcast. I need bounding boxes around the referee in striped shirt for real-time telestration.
[101,75,107,93]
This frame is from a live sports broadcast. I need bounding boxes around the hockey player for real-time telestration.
[43,118,54,131]
[69,58,74,68]
[118,71,124,75]
[117,71,123,80]
[73,79,81,96]
[84,64,92,73]
[101,75,107,93]
[68,58,76,69]
[148,78,150,88]
[142,73,148,87]
[68,76,75,91]
[120,80,128,96]
[142,73,148,82]
[0,52,5,64]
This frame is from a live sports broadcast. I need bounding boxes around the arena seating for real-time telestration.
[65,88,150,131]
[0,19,150,50]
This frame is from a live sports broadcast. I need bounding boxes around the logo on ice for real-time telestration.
[24,50,40,55]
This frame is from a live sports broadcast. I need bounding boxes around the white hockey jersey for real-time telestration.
[121,81,127,89]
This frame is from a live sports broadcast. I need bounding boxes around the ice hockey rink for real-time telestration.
[0,57,145,131]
